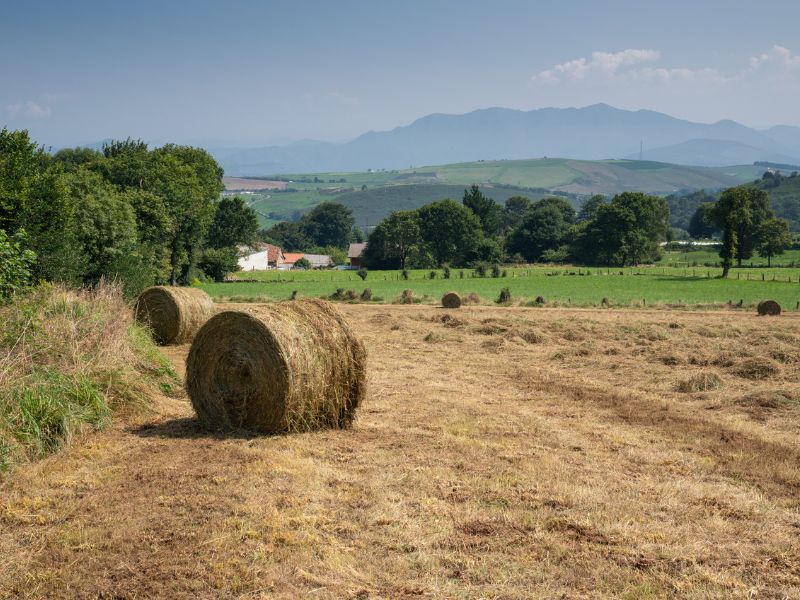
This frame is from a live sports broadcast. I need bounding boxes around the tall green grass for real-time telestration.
[0,283,178,474]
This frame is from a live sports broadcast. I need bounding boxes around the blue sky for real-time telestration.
[2,0,799,147]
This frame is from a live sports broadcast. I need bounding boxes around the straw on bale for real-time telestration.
[757,300,781,316]
[186,298,366,433]
[134,286,216,345]
[441,291,462,309]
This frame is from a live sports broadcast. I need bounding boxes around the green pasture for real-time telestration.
[655,248,800,268]
[201,266,800,310]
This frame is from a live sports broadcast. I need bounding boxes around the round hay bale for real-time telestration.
[441,291,462,309]
[601,297,610,307]
[534,295,545,305]
[134,286,216,345]
[399,289,415,304]
[186,299,366,433]
[360,288,373,301]
[757,300,781,316]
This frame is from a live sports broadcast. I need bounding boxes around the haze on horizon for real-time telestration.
[3,0,800,149]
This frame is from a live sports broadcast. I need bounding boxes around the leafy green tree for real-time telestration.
[500,195,531,231]
[198,247,240,282]
[149,146,222,284]
[756,217,792,267]
[66,170,141,289]
[577,194,606,222]
[573,192,668,266]
[417,199,483,266]
[263,221,310,251]
[52,147,103,172]
[0,128,82,283]
[536,196,576,224]
[0,229,36,303]
[710,186,773,277]
[687,203,717,239]
[378,210,420,270]
[206,196,258,249]
[302,202,355,249]
[506,202,572,262]
[463,185,500,236]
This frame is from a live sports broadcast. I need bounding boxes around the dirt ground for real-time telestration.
[2,304,799,599]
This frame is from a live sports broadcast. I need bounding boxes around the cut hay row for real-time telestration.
[134,286,216,345]
[186,298,366,434]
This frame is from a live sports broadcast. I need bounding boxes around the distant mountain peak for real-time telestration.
[209,104,800,176]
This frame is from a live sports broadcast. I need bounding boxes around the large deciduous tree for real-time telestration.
[417,199,483,266]
[710,186,774,277]
[756,217,792,267]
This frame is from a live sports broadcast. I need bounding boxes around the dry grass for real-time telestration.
[1,303,800,597]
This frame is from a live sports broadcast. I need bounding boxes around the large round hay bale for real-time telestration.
[757,300,781,316]
[186,299,366,433]
[134,286,216,345]
[441,291,462,309]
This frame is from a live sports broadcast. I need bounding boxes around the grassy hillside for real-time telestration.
[242,158,766,228]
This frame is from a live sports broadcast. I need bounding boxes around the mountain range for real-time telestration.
[210,104,800,176]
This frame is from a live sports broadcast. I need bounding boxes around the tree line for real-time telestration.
[361,186,671,270]
[361,183,793,275]
[0,128,259,299]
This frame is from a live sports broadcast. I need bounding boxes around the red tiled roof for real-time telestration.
[282,252,305,264]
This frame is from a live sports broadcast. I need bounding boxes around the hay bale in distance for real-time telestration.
[441,291,462,309]
[464,292,481,305]
[757,300,781,316]
[186,299,366,433]
[134,286,216,345]
[397,289,415,304]
[360,288,373,301]
[534,295,545,305]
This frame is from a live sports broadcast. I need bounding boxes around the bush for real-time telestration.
[0,229,36,304]
[294,257,312,270]
[0,283,177,473]
[401,269,409,280]
[497,287,512,304]
[474,263,487,278]
[357,267,368,280]
[428,270,436,279]
[443,265,451,279]
[198,247,239,282]
[491,263,501,278]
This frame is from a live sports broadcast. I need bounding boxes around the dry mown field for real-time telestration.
[2,304,800,598]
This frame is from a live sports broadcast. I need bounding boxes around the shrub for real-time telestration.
[0,229,36,304]
[294,257,312,270]
[497,287,512,304]
[443,265,451,279]
[428,270,436,280]
[491,263,501,278]
[198,247,239,282]
[401,269,409,280]
[474,263,487,278]
[357,267,368,281]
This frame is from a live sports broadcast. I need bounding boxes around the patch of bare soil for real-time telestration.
[2,305,800,598]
